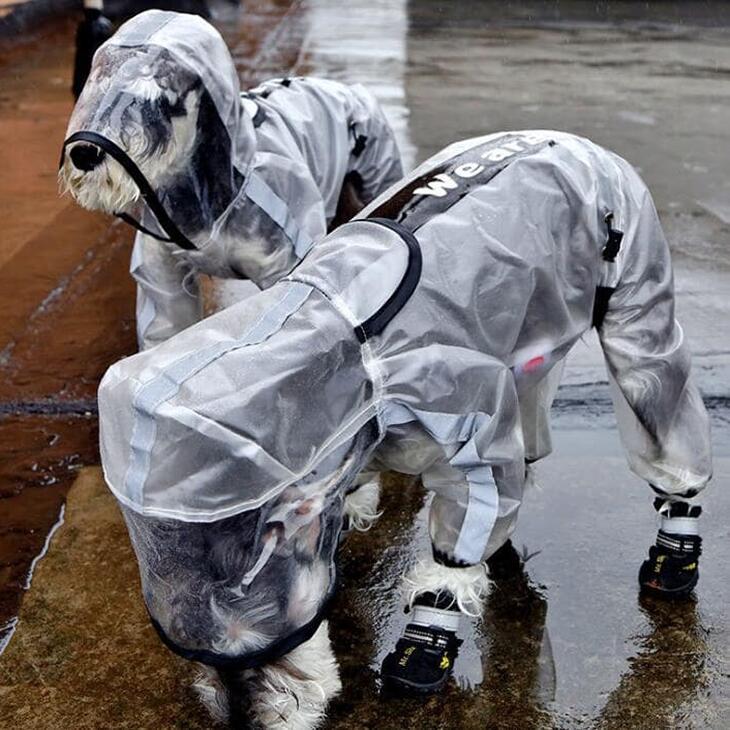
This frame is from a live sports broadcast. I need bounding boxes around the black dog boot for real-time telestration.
[381,592,463,695]
[639,500,702,599]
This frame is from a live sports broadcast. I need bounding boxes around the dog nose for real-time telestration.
[69,143,106,172]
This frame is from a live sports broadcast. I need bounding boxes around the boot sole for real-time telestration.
[639,570,698,600]
[381,671,451,696]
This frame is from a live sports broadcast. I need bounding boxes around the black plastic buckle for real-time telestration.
[602,212,624,262]
[352,131,368,158]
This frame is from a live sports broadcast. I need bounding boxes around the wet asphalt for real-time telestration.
[1,0,730,727]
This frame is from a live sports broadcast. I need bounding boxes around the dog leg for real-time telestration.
[405,557,490,617]
[248,621,341,730]
[343,473,382,533]
[381,557,490,694]
[192,620,341,730]
[192,663,232,725]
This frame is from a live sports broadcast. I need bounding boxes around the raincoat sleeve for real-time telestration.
[598,187,712,498]
[345,84,404,204]
[130,231,203,350]
[390,351,526,567]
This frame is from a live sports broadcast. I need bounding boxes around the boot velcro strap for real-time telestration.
[656,531,702,556]
[402,624,459,652]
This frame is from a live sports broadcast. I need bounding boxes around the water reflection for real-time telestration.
[595,595,708,728]
[480,541,555,722]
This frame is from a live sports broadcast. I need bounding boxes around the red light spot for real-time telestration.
[524,356,545,373]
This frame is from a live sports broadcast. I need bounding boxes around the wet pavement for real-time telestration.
[0,0,306,649]
[1,0,730,727]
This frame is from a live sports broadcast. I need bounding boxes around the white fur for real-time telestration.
[59,149,141,214]
[209,595,278,655]
[343,476,382,532]
[404,558,490,617]
[249,621,341,729]
[193,621,341,730]
[286,560,330,626]
[192,663,230,725]
[524,461,539,492]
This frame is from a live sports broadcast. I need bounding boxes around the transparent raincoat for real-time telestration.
[63,10,403,349]
[99,130,711,667]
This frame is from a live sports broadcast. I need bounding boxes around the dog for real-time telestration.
[97,129,711,725]
[60,10,404,349]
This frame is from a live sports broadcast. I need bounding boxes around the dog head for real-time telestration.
[61,10,255,257]
[60,44,204,217]
[119,465,347,665]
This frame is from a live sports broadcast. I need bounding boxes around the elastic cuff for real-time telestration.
[661,515,700,536]
[432,547,475,569]
[650,484,700,501]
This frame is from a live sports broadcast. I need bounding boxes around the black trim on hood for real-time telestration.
[61,130,199,251]
[355,217,422,343]
[147,581,336,670]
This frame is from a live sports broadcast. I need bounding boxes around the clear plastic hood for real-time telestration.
[98,281,377,521]
[64,10,255,246]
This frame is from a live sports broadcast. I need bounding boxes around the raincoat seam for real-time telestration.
[287,272,386,406]
[121,282,312,507]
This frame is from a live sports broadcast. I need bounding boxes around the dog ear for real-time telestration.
[191,89,244,223]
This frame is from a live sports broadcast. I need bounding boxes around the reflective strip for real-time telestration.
[110,10,175,47]
[122,282,313,505]
[129,236,143,272]
[452,446,499,565]
[137,293,156,346]
[381,401,498,564]
[661,516,700,536]
[245,172,314,259]
[412,605,461,632]
[381,402,489,447]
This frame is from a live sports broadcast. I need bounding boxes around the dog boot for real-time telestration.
[381,592,462,695]
[639,501,702,599]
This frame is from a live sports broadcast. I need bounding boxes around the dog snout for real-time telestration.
[69,143,106,172]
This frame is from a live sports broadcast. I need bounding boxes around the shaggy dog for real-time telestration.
[62,45,206,218]
[98,128,710,728]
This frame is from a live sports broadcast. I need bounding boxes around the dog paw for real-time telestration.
[343,476,382,533]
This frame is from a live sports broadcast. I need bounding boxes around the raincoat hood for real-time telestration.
[64,10,256,252]
[97,219,414,666]
[99,280,382,521]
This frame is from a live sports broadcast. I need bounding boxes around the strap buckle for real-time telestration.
[602,212,624,262]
